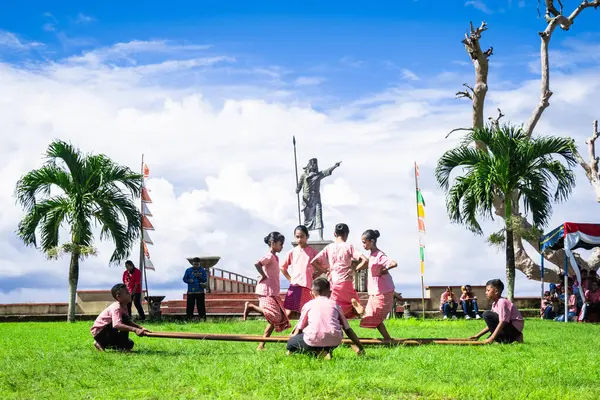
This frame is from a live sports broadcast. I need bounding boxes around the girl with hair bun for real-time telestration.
[243,231,290,350]
[355,229,398,343]
[311,223,368,318]
[280,225,319,318]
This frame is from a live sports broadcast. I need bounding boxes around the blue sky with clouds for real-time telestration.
[1,1,600,303]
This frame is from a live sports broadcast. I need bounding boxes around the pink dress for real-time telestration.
[281,245,318,312]
[255,252,290,332]
[360,250,395,329]
[313,242,362,318]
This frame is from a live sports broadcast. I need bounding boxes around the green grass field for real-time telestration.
[0,318,598,400]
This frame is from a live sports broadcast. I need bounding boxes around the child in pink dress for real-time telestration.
[311,223,368,319]
[243,232,291,350]
[281,225,319,318]
[355,229,397,343]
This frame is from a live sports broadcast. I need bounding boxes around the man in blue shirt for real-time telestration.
[183,258,209,321]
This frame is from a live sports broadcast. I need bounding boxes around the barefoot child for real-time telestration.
[311,223,368,318]
[90,283,150,352]
[356,229,397,343]
[281,225,318,318]
[287,277,365,359]
[244,232,291,349]
[468,279,524,344]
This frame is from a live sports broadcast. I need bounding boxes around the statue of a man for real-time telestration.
[295,158,342,240]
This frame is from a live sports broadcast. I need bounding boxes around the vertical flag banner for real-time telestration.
[140,158,155,276]
[415,162,427,320]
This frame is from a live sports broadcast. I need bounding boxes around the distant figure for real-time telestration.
[243,232,291,350]
[540,290,554,319]
[296,158,342,240]
[122,260,145,321]
[584,279,600,323]
[287,277,364,359]
[311,223,368,318]
[183,257,209,321]
[357,229,398,343]
[281,225,318,318]
[440,286,458,320]
[460,285,480,320]
[468,279,524,344]
[90,283,150,352]
[554,287,577,322]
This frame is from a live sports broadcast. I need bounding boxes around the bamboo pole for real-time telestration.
[145,332,485,345]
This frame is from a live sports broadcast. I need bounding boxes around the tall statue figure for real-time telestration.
[295,158,342,240]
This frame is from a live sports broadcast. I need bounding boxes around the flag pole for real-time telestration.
[293,136,301,225]
[139,154,150,315]
[415,162,425,321]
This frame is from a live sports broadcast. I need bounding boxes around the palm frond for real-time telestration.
[45,140,86,187]
[15,165,73,211]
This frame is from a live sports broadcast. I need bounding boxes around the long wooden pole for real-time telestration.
[293,136,301,225]
[145,332,484,345]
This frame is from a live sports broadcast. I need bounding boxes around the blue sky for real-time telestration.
[1,1,600,302]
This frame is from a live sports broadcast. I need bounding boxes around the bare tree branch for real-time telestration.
[576,120,600,201]
[461,21,492,130]
[456,83,474,100]
[445,127,473,139]
[488,108,505,130]
[524,0,600,137]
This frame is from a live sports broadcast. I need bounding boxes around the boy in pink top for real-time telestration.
[90,283,150,352]
[281,225,319,317]
[243,231,291,350]
[311,223,368,319]
[355,229,397,343]
[468,279,524,344]
[287,277,364,359]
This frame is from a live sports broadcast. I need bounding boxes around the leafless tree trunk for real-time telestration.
[453,1,600,282]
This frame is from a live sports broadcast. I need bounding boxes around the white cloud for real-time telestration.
[74,12,95,24]
[294,76,325,86]
[465,0,494,14]
[0,35,599,305]
[0,30,43,50]
[401,69,420,81]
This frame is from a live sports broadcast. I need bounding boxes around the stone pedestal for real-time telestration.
[146,296,165,320]
[186,256,221,293]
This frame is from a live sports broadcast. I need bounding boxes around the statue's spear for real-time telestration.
[293,136,301,225]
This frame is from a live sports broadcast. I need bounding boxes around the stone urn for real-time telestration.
[145,295,166,320]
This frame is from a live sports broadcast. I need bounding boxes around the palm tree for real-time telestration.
[15,140,142,322]
[435,124,577,301]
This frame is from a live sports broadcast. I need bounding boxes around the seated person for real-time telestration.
[580,269,590,291]
[440,286,458,320]
[584,279,600,323]
[91,283,150,352]
[554,287,577,322]
[468,279,524,344]
[540,290,554,319]
[460,285,480,320]
[287,277,364,359]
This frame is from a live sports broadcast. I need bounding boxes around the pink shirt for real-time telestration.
[281,245,318,288]
[585,289,600,303]
[460,293,476,301]
[90,302,129,337]
[367,250,395,295]
[439,292,458,309]
[255,252,281,296]
[491,298,524,332]
[313,242,361,285]
[297,296,350,348]
[568,294,577,313]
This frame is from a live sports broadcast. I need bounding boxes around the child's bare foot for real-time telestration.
[351,299,364,315]
[243,302,250,321]
[381,338,393,345]
[94,341,105,352]
[257,343,266,351]
[286,350,292,356]
[324,351,333,360]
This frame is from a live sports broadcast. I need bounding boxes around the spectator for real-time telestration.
[540,290,554,320]
[584,280,600,323]
[122,260,145,321]
[554,287,577,322]
[581,269,590,291]
[460,285,481,320]
[440,286,458,320]
[183,258,209,321]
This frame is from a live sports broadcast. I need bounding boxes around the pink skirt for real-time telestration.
[360,292,394,329]
[259,295,291,332]
[331,280,360,319]
[283,285,313,313]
